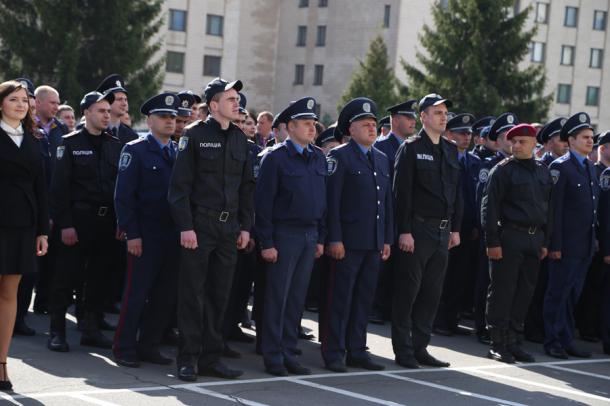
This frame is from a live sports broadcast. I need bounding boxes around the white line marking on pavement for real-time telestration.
[186,386,270,405]
[70,393,122,406]
[287,378,405,406]
[0,394,24,405]
[379,372,528,406]
[542,364,610,381]
[466,368,610,403]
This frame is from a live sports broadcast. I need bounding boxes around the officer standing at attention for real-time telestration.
[173,91,197,142]
[47,91,120,352]
[112,92,181,368]
[544,112,599,359]
[435,113,480,336]
[537,118,568,167]
[471,116,496,161]
[377,115,391,138]
[96,74,139,144]
[321,98,392,372]
[255,97,326,377]
[481,124,552,363]
[168,77,254,381]
[392,94,463,369]
[598,165,610,355]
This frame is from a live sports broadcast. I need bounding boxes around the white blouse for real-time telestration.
[1,120,24,147]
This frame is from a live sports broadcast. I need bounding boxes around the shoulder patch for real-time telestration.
[56,145,65,160]
[327,156,338,175]
[600,172,610,191]
[119,151,132,171]
[178,136,189,151]
[405,135,420,144]
[478,168,490,183]
[550,168,560,185]
[184,120,202,131]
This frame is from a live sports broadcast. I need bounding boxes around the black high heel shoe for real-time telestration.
[0,362,12,391]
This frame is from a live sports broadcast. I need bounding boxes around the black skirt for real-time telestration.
[0,226,37,275]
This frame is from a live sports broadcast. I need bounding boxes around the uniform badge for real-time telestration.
[411,102,417,110]
[478,168,489,183]
[507,115,514,124]
[165,95,174,106]
[326,156,338,175]
[489,119,496,126]
[182,99,189,108]
[115,80,122,88]
[307,99,315,110]
[560,118,567,126]
[178,136,189,151]
[462,115,469,123]
[119,152,132,171]
[550,169,560,185]
[579,113,587,123]
[56,145,65,160]
[600,173,610,191]
[363,103,371,113]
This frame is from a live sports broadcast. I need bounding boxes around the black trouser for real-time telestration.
[575,253,603,338]
[474,237,490,333]
[486,227,542,331]
[49,208,116,320]
[371,245,396,319]
[392,218,450,358]
[223,248,256,338]
[34,227,60,312]
[435,230,478,330]
[177,215,238,368]
[524,258,548,339]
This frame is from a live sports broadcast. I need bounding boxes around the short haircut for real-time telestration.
[257,111,273,122]
[57,104,74,115]
[34,85,59,100]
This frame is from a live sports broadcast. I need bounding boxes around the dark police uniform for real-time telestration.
[97,74,139,144]
[471,116,496,161]
[392,94,462,368]
[113,93,181,367]
[598,166,610,355]
[321,98,392,371]
[481,124,552,363]
[473,113,518,342]
[536,118,567,167]
[168,78,254,380]
[435,113,481,335]
[254,97,326,375]
[544,112,599,359]
[48,91,121,352]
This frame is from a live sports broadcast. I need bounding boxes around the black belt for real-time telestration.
[198,207,235,223]
[414,215,450,230]
[73,202,114,217]
[502,222,539,235]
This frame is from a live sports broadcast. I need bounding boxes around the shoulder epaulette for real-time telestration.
[185,119,203,130]
[62,129,80,138]
[406,135,420,143]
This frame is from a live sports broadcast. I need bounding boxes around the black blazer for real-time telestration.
[0,128,49,236]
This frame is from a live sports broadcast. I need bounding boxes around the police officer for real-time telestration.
[47,91,121,352]
[377,115,391,138]
[481,124,552,363]
[315,127,341,155]
[96,74,139,144]
[112,92,181,368]
[392,93,462,369]
[435,113,480,336]
[537,118,568,167]
[598,166,610,355]
[254,97,326,376]
[321,98,392,372]
[173,91,197,141]
[544,112,599,359]
[471,116,496,161]
[168,77,254,381]
[473,113,518,344]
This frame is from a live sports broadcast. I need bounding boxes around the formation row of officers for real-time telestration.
[3,74,610,386]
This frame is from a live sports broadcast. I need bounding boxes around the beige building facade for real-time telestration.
[159,0,610,129]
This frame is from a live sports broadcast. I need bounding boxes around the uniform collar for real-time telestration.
[147,133,172,150]
[286,138,310,155]
[570,149,587,167]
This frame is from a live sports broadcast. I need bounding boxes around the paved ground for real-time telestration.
[2,309,609,405]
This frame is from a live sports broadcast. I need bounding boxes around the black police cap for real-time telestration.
[446,113,475,133]
[377,115,390,132]
[479,126,491,139]
[279,97,318,125]
[14,77,35,98]
[203,77,243,104]
[387,99,418,118]
[315,127,337,147]
[471,116,495,135]
[176,91,197,117]
[80,91,115,113]
[335,97,377,141]
[488,112,518,141]
[140,92,180,116]
[596,131,610,147]
[418,93,452,112]
[96,74,127,95]
[536,117,566,144]
[560,112,594,141]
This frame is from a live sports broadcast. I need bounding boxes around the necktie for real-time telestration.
[163,146,174,163]
[366,150,374,166]
[303,148,309,161]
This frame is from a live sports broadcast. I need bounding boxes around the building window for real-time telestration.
[297,25,307,46]
[166,51,185,73]
[203,55,222,77]
[535,2,549,24]
[590,48,604,68]
[316,26,326,46]
[294,64,304,85]
[564,6,578,27]
[383,5,391,28]
[556,84,572,104]
[319,0,328,6]
[594,10,607,31]
[586,86,600,106]
[299,0,309,7]
[313,65,324,85]
[560,45,575,66]
[530,42,545,62]
[169,9,187,32]
[206,15,224,36]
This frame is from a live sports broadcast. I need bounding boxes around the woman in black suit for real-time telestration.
[0,80,49,391]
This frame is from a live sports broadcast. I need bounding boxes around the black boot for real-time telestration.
[487,328,515,363]
[47,313,69,352]
[80,312,113,349]
[506,329,535,363]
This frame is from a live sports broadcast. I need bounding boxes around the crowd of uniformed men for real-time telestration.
[7,72,610,382]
